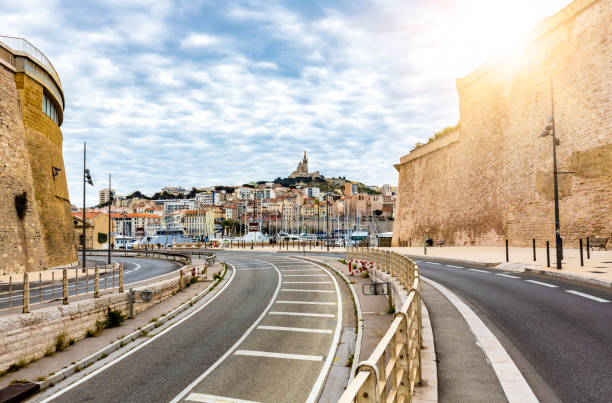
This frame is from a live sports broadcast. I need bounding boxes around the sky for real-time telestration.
[0,0,573,205]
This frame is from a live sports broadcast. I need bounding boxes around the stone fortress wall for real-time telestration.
[393,0,612,247]
[0,37,76,272]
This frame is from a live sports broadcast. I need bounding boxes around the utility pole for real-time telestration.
[107,173,112,264]
[326,194,330,251]
[82,142,93,270]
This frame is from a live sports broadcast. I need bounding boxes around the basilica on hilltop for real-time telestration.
[289,151,322,179]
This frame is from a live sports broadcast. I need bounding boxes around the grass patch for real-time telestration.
[346,353,354,368]
[68,338,76,346]
[149,317,158,323]
[387,304,396,314]
[99,353,108,359]
[190,275,199,284]
[361,271,369,278]
[55,333,67,352]
[105,307,125,328]
[36,376,46,382]
[10,379,30,385]
[339,259,346,264]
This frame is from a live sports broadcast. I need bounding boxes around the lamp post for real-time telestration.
[326,194,330,252]
[82,142,94,270]
[538,78,562,270]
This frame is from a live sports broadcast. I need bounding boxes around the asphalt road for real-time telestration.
[36,253,341,403]
[0,257,180,311]
[416,259,612,403]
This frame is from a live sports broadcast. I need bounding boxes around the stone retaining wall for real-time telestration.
[0,270,194,372]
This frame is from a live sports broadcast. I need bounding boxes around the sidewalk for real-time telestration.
[304,255,437,402]
[0,262,223,392]
[387,246,612,284]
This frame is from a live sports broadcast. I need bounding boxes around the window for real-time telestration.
[42,92,59,125]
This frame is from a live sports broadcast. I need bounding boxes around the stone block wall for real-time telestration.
[0,272,190,372]
[0,64,47,272]
[393,0,612,247]
[15,73,76,268]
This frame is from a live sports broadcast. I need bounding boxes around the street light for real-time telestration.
[82,142,94,270]
[538,78,562,270]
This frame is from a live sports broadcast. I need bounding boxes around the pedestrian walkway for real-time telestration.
[387,246,612,283]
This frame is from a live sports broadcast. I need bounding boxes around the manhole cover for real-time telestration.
[589,271,605,274]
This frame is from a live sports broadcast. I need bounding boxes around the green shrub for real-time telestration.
[105,307,125,328]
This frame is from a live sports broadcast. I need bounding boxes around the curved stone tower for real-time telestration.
[0,36,76,272]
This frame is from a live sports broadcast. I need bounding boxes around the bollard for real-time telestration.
[63,269,68,304]
[23,273,30,313]
[112,265,116,289]
[75,268,79,295]
[579,239,584,266]
[85,268,89,294]
[179,269,184,290]
[39,272,43,303]
[94,266,100,298]
[546,241,550,267]
[119,263,124,292]
[586,237,590,259]
[129,288,134,319]
[505,240,509,262]
[532,239,536,261]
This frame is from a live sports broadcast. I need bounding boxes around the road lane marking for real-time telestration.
[283,274,328,277]
[275,300,336,305]
[496,273,520,279]
[186,393,260,403]
[281,288,334,293]
[234,350,323,361]
[283,281,332,284]
[565,290,610,302]
[422,276,538,403]
[257,325,332,334]
[468,268,490,273]
[40,263,238,403]
[428,262,441,265]
[525,280,558,288]
[281,269,321,272]
[269,311,335,318]
[447,265,462,268]
[169,258,283,403]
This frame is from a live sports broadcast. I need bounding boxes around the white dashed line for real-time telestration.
[447,265,462,268]
[280,269,321,272]
[468,268,490,273]
[283,274,328,277]
[257,325,333,334]
[186,392,260,403]
[525,279,558,288]
[283,281,332,284]
[234,350,323,361]
[565,290,610,302]
[275,300,336,305]
[496,273,520,279]
[428,262,441,265]
[269,311,335,318]
[281,288,334,293]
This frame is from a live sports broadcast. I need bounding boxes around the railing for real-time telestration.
[0,264,123,314]
[0,35,61,87]
[85,249,193,265]
[341,247,421,403]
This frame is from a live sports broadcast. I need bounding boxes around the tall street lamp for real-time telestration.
[538,78,562,270]
[107,173,112,265]
[82,142,94,270]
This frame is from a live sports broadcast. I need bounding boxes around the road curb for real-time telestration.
[36,264,231,392]
[294,256,363,382]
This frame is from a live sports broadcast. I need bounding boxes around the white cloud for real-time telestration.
[180,33,223,48]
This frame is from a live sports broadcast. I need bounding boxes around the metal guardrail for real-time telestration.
[0,264,123,313]
[340,247,421,403]
[85,249,193,265]
[0,35,61,87]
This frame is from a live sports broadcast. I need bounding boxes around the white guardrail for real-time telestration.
[340,247,421,403]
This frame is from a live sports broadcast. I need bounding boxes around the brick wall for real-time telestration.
[393,0,612,247]
[0,65,47,272]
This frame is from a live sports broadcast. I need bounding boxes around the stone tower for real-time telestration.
[0,36,77,272]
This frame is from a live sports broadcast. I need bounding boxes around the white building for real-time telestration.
[98,188,115,205]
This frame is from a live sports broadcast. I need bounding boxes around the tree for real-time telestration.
[127,190,149,200]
